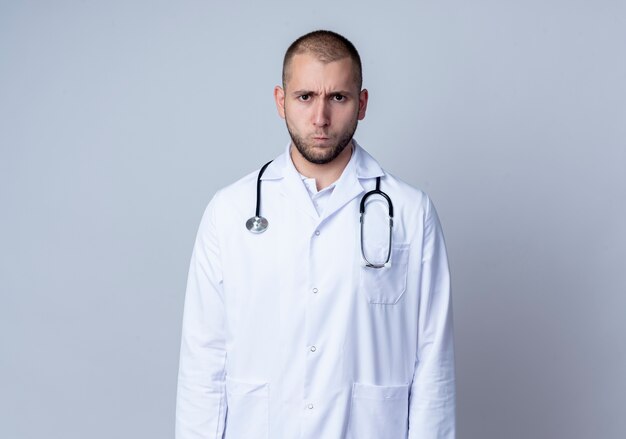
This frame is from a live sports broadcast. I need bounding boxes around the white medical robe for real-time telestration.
[176,141,455,438]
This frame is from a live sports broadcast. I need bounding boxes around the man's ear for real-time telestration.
[358,88,369,120]
[274,86,286,119]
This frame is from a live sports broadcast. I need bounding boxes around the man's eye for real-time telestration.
[332,95,345,102]
[299,95,310,101]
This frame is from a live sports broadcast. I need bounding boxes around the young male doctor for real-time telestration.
[176,30,456,439]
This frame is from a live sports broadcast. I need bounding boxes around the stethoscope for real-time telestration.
[246,160,394,268]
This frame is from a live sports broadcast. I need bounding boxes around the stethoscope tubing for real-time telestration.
[247,162,394,268]
[359,176,394,268]
[255,160,274,217]
[359,176,394,217]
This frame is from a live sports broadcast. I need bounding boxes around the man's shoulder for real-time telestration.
[206,167,260,214]
[380,170,431,214]
[219,167,259,195]
[206,148,287,215]
[384,170,428,197]
[355,141,433,213]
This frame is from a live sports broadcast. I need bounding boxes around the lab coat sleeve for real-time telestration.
[408,196,456,438]
[175,192,227,439]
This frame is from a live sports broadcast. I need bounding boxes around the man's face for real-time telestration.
[275,53,368,165]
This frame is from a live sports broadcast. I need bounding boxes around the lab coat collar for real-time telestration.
[260,139,384,181]
[260,139,384,222]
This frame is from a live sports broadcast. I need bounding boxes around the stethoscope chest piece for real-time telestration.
[246,160,273,234]
[246,215,268,234]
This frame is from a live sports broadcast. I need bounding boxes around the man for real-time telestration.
[176,30,455,439]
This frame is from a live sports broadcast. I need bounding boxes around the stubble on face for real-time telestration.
[285,116,358,165]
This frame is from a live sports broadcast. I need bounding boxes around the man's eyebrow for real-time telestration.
[290,89,354,96]
[329,90,354,96]
[291,90,315,96]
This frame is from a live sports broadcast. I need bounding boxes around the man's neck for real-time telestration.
[290,142,354,191]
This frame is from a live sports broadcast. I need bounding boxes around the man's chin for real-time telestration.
[307,155,335,165]
[314,142,348,161]
[310,137,332,145]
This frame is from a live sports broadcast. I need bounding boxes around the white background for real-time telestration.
[1,1,625,438]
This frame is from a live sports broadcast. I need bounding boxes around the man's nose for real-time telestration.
[312,99,330,127]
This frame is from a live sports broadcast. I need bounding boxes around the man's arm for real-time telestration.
[175,193,227,439]
[408,196,456,438]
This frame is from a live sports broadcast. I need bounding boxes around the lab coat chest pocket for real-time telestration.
[349,383,410,439]
[224,377,269,439]
[359,244,410,304]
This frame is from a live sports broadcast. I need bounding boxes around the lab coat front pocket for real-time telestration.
[349,382,410,439]
[224,377,269,439]
[359,244,410,304]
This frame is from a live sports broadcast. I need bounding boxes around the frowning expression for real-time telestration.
[275,53,368,164]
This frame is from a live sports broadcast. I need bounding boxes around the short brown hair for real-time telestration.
[282,30,362,89]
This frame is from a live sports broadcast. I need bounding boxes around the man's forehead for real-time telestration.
[285,53,358,87]
[288,52,352,68]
